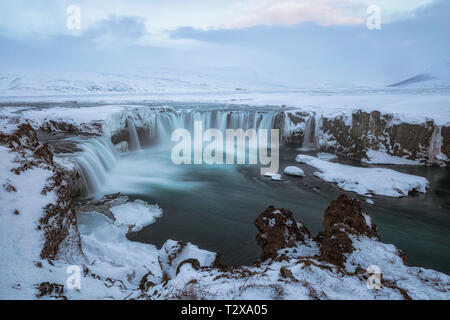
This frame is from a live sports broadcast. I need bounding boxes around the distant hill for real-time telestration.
[387,62,450,88]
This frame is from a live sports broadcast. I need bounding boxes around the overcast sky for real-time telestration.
[0,0,448,86]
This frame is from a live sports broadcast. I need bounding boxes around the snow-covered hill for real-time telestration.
[388,62,450,88]
[0,68,299,97]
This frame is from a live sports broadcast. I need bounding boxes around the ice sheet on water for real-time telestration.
[296,154,429,197]
[109,200,163,232]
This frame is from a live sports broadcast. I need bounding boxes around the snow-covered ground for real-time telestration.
[296,154,429,197]
[0,70,449,126]
[0,104,154,137]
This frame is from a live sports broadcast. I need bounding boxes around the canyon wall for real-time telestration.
[283,110,449,166]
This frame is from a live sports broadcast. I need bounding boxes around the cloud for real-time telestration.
[0,0,447,86]
[84,15,148,48]
[227,0,366,27]
[169,0,450,85]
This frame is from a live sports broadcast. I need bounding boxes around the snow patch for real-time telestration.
[283,166,305,177]
[296,154,429,197]
[109,200,163,232]
[362,149,422,166]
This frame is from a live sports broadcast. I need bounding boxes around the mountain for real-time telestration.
[387,62,450,88]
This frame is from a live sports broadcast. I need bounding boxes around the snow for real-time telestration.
[0,146,58,299]
[159,240,217,279]
[109,200,163,232]
[345,236,450,300]
[362,149,423,165]
[0,70,449,126]
[283,166,305,177]
[0,104,155,137]
[264,172,282,180]
[76,211,162,292]
[296,154,429,197]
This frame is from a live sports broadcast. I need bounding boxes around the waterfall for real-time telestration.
[428,125,444,165]
[75,137,118,198]
[75,109,280,197]
[127,118,141,151]
[302,116,317,150]
[153,109,277,144]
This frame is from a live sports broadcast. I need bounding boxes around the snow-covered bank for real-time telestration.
[0,125,217,299]
[0,104,155,138]
[296,154,429,197]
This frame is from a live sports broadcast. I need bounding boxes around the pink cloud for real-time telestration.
[229,0,366,27]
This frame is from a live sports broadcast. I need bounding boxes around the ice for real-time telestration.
[296,154,429,197]
[109,200,163,232]
[264,172,282,180]
[283,166,305,177]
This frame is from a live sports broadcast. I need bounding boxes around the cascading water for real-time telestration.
[75,136,118,197]
[153,109,278,144]
[127,118,141,151]
[302,116,317,150]
[76,108,281,198]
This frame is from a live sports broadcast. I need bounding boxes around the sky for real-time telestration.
[0,0,448,86]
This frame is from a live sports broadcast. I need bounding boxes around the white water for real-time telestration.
[153,110,278,143]
[75,137,118,197]
[127,118,141,151]
[75,109,281,198]
[298,116,317,151]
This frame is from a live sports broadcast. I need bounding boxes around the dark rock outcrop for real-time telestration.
[255,195,379,267]
[320,194,377,267]
[254,206,311,260]
[35,282,66,299]
[322,194,378,239]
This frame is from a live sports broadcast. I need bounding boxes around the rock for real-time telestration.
[176,258,201,275]
[322,194,378,238]
[316,229,354,267]
[35,282,65,299]
[3,181,17,192]
[139,271,157,291]
[283,166,305,177]
[279,266,297,281]
[115,141,128,153]
[315,194,378,267]
[254,206,311,260]
[75,193,129,220]
[284,110,449,167]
